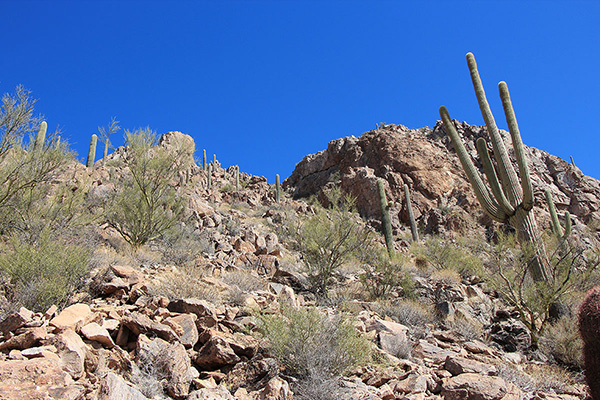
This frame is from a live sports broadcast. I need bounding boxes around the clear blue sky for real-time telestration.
[2,1,599,181]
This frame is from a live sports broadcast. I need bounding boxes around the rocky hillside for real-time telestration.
[0,128,597,400]
[285,122,600,240]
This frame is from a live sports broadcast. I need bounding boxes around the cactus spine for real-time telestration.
[275,174,281,203]
[439,52,548,282]
[545,189,571,240]
[33,121,47,155]
[579,286,600,400]
[377,179,395,258]
[86,134,98,168]
[404,184,419,242]
[203,149,207,170]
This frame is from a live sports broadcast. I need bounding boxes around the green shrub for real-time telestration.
[539,313,583,369]
[485,232,600,347]
[257,306,370,380]
[106,127,185,247]
[378,299,434,328]
[359,251,414,300]
[417,236,483,278]
[0,231,91,312]
[296,188,372,295]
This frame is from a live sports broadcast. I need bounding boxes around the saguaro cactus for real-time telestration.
[275,174,281,203]
[377,179,395,258]
[207,163,212,190]
[404,184,419,243]
[203,149,207,170]
[86,134,98,168]
[33,121,47,155]
[439,52,548,282]
[544,188,571,241]
[579,286,600,400]
[235,166,240,191]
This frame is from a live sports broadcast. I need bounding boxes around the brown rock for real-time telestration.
[50,303,93,331]
[168,298,219,328]
[199,328,259,358]
[413,339,457,364]
[0,326,47,350]
[194,336,241,370]
[0,358,85,400]
[21,345,57,358]
[444,355,497,376]
[188,387,235,400]
[81,322,115,348]
[393,373,428,394]
[110,264,143,286]
[52,328,88,379]
[234,238,256,253]
[442,373,509,400]
[223,357,278,392]
[99,371,150,400]
[121,311,179,342]
[252,376,293,400]
[167,313,199,348]
[0,307,34,334]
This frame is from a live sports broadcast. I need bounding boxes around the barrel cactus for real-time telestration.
[579,286,600,400]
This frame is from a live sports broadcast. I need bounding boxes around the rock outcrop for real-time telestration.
[285,122,600,237]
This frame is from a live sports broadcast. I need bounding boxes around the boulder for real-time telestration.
[121,311,179,342]
[81,322,115,348]
[442,373,509,400]
[50,303,93,331]
[444,355,497,376]
[167,298,218,328]
[0,307,34,335]
[0,358,85,400]
[194,336,240,370]
[167,313,199,348]
[188,386,235,400]
[99,371,150,400]
[223,357,278,392]
[52,328,88,379]
[0,326,47,350]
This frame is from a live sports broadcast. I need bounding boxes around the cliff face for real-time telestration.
[284,122,600,236]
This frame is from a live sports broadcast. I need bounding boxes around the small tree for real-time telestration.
[297,188,372,295]
[106,127,184,247]
[486,232,599,347]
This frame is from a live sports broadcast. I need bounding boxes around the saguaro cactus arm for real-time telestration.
[499,81,534,211]
[440,106,507,222]
[545,188,571,239]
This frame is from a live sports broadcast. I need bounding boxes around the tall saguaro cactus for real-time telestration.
[203,149,207,170]
[33,121,47,155]
[87,134,98,169]
[275,174,281,203]
[235,166,240,192]
[377,179,395,258]
[404,184,419,243]
[439,52,548,282]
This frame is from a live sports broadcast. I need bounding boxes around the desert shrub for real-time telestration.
[497,362,576,393]
[539,313,583,369]
[257,306,370,381]
[147,264,222,304]
[418,236,483,278]
[431,268,462,285]
[159,224,213,267]
[295,188,372,295]
[106,127,185,247]
[448,314,485,341]
[0,231,91,312]
[485,232,600,347]
[359,250,413,300]
[0,86,79,236]
[378,299,435,328]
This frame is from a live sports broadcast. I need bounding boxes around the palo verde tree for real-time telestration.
[439,53,548,282]
[106,127,185,247]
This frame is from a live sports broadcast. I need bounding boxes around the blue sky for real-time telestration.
[1,1,599,181]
